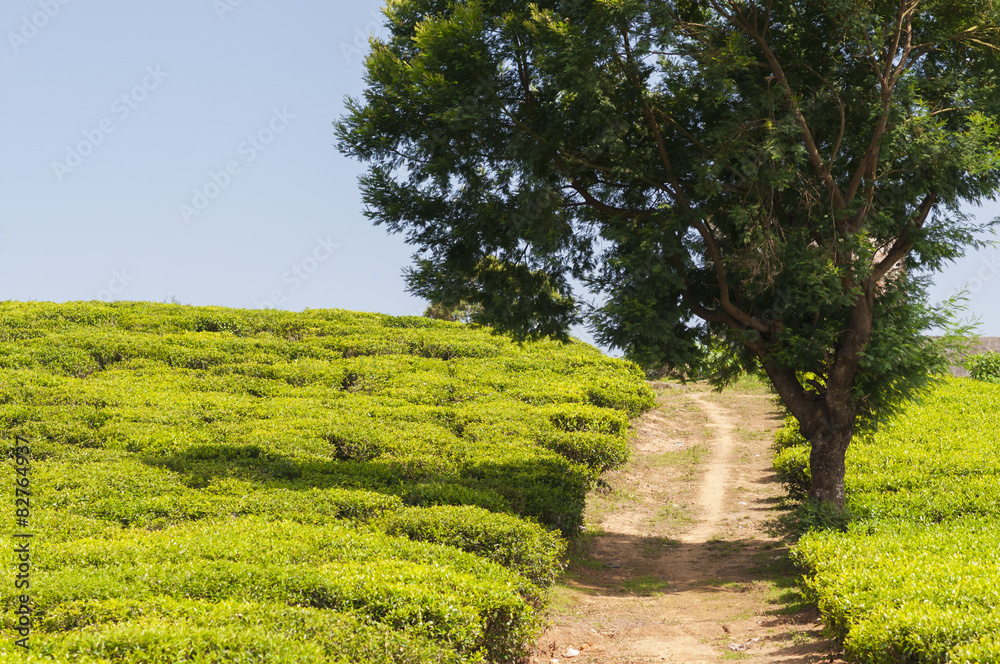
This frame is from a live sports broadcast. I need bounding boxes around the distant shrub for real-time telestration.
[967,350,1000,383]
[464,454,591,535]
[326,430,384,462]
[292,488,403,522]
[584,378,655,417]
[546,404,630,435]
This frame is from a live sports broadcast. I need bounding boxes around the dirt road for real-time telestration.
[530,379,846,664]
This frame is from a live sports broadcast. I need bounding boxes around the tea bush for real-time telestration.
[1,517,537,663]
[772,443,810,498]
[786,377,1000,663]
[0,301,654,663]
[380,505,565,587]
[772,413,808,450]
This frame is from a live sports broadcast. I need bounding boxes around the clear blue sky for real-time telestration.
[1,0,997,341]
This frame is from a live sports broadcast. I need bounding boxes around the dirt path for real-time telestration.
[530,379,846,664]
[682,393,733,544]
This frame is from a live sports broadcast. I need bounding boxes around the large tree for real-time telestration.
[337,0,1000,508]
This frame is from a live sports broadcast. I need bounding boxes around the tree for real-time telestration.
[423,298,483,323]
[336,0,1000,509]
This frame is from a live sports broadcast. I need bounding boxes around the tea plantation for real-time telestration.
[0,301,654,663]
[777,377,1000,663]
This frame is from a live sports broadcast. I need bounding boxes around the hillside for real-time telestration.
[0,301,654,663]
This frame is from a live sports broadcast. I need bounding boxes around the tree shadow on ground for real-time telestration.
[555,529,846,662]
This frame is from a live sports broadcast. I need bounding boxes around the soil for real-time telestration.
[529,379,848,664]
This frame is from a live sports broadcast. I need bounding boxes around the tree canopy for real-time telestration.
[337,0,1000,507]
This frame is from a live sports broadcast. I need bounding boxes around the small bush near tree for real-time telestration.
[967,350,1000,383]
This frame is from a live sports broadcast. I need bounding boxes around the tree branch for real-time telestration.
[869,191,936,288]
[843,0,918,227]
[618,23,691,210]
[691,219,770,334]
[760,360,825,430]
[798,64,847,168]
[567,177,654,220]
[719,1,848,213]
[682,289,730,326]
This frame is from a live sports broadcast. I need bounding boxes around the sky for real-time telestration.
[1,0,997,346]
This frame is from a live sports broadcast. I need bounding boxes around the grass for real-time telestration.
[721,651,750,660]
[735,426,768,441]
[620,575,671,596]
[582,479,642,528]
[755,574,813,616]
[705,537,749,558]
[717,373,772,395]
[652,443,710,475]
[546,585,590,615]
[653,502,696,529]
[562,527,608,571]
[694,579,745,588]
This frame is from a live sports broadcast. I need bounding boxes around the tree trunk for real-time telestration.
[759,361,859,511]
[807,426,853,509]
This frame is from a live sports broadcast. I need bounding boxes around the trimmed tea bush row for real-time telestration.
[0,517,537,663]
[795,517,1000,664]
[0,301,654,663]
[782,377,1000,663]
[381,506,565,587]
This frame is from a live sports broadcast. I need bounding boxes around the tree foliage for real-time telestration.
[337,0,1000,506]
[423,298,483,323]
